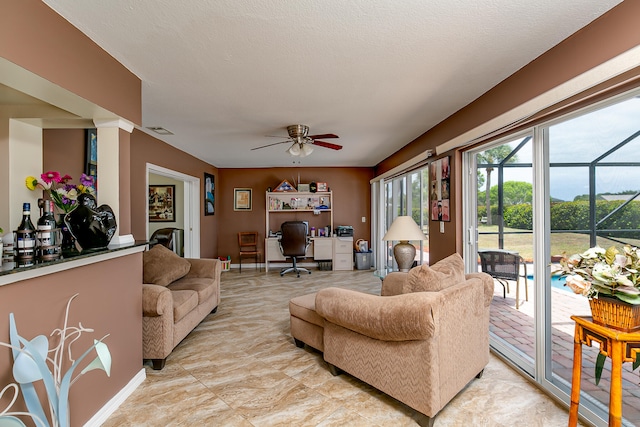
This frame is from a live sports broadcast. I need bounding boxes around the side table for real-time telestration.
[569,315,640,427]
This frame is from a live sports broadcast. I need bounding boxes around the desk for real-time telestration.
[569,315,640,427]
[264,237,353,272]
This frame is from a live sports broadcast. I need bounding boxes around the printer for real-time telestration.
[335,225,354,237]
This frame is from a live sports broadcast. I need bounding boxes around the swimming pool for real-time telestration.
[527,274,568,291]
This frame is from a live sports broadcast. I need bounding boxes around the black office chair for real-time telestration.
[279,221,311,277]
[478,249,528,309]
[150,228,177,251]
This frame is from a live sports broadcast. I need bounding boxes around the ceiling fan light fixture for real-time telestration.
[300,143,314,157]
[287,143,301,156]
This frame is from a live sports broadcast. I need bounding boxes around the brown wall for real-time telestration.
[130,129,219,257]
[43,129,86,183]
[218,167,374,262]
[0,0,141,125]
[374,1,640,264]
[0,252,143,426]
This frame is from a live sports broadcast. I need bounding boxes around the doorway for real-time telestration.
[146,163,200,258]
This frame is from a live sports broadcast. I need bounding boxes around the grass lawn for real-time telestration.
[477,225,640,262]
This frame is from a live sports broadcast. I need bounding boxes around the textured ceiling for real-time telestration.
[41,0,621,168]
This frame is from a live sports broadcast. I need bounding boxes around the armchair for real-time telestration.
[314,254,494,426]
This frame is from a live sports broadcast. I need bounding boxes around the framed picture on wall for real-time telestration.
[430,156,451,222]
[204,172,215,216]
[149,185,175,222]
[234,188,252,211]
[85,128,97,187]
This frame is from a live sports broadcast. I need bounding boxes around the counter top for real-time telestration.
[0,240,147,285]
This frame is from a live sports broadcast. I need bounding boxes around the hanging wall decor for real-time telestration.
[430,156,450,222]
[149,185,175,222]
[204,173,215,216]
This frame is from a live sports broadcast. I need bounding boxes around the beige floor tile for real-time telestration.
[105,269,580,426]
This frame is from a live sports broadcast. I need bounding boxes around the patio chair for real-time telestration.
[478,249,528,309]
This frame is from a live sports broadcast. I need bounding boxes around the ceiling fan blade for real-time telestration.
[251,140,291,150]
[312,140,343,150]
[308,133,339,139]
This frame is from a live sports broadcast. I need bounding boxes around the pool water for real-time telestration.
[527,274,567,291]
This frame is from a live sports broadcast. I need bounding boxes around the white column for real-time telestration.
[94,118,134,247]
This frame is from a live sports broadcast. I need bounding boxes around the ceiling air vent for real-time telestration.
[147,126,174,135]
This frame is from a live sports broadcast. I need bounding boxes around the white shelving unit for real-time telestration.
[264,191,352,271]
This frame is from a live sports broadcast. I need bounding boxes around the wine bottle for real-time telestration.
[15,202,36,260]
[37,200,59,260]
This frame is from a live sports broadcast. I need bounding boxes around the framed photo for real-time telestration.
[430,156,451,222]
[204,173,215,216]
[234,188,252,211]
[317,182,328,192]
[149,185,175,222]
[85,128,98,185]
[298,183,310,192]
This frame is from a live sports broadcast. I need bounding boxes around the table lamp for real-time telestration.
[382,216,427,272]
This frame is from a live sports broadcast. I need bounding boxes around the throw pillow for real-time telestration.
[405,253,465,293]
[143,244,191,286]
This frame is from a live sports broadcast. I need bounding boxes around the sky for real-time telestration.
[478,95,640,202]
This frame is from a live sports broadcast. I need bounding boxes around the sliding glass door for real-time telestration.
[468,134,535,376]
[463,91,640,427]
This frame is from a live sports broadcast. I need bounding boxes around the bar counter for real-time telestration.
[0,240,147,286]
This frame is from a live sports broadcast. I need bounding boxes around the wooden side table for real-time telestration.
[569,315,640,427]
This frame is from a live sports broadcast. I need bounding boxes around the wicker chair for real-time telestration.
[478,249,528,309]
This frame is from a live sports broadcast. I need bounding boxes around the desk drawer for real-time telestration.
[334,237,353,254]
[313,239,333,260]
[333,253,353,270]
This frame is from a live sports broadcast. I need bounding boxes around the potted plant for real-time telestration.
[556,245,640,308]
[555,245,640,383]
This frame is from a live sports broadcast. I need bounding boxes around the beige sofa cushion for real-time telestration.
[143,244,191,286]
[169,277,216,304]
[172,290,199,322]
[405,253,465,293]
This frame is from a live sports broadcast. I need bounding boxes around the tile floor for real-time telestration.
[104,268,581,426]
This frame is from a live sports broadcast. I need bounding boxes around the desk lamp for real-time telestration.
[382,216,427,272]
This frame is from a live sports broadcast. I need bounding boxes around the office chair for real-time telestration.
[279,221,311,277]
[150,228,177,252]
[238,231,261,272]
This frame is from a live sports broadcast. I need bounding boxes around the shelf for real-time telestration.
[268,208,331,213]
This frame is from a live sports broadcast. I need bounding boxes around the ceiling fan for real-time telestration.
[251,124,342,157]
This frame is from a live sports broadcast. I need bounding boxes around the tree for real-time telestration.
[477,170,485,190]
[477,145,517,225]
[489,181,532,206]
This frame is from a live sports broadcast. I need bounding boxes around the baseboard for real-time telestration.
[83,368,146,427]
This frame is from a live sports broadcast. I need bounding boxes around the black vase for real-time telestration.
[64,194,117,251]
[57,213,78,256]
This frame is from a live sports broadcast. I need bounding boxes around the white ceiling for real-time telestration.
[40,0,621,168]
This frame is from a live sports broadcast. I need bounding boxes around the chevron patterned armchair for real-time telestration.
[314,254,494,427]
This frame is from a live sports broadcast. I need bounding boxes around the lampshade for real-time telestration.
[382,216,426,272]
[287,143,301,156]
[300,143,314,157]
[382,216,426,242]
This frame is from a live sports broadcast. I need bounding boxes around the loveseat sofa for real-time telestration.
[142,244,221,369]
[289,253,493,426]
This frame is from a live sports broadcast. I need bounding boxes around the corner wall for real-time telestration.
[129,129,219,257]
[218,167,373,263]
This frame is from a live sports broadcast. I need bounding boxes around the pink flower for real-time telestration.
[41,171,61,184]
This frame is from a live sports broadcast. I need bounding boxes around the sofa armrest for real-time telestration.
[142,284,173,317]
[315,287,440,341]
[380,272,408,296]
[465,272,495,307]
[184,258,220,279]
